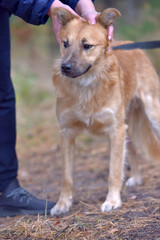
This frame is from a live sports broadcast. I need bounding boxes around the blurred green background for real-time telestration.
[10,0,160,141]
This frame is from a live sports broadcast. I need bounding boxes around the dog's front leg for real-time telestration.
[101,123,126,212]
[50,129,76,216]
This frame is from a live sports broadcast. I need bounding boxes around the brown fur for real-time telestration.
[50,8,160,215]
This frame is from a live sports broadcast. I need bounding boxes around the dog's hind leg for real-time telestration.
[126,96,160,187]
[125,98,143,187]
[142,94,160,142]
[125,141,142,187]
[50,128,76,216]
[139,93,160,161]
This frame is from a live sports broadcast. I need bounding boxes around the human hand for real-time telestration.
[74,0,97,24]
[48,0,79,44]
[81,10,98,24]
[82,11,114,42]
[81,11,114,43]
[75,0,114,41]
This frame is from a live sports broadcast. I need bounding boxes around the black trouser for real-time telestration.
[0,7,18,192]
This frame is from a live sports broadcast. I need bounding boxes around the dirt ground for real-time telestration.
[0,124,160,239]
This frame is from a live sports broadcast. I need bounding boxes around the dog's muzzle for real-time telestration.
[61,62,92,78]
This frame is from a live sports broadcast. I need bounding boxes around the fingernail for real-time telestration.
[108,35,112,40]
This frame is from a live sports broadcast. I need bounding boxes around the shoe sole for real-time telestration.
[0,206,51,217]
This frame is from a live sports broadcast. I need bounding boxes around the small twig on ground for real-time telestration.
[80,201,99,210]
[45,198,48,220]
[54,225,69,239]
[46,220,59,232]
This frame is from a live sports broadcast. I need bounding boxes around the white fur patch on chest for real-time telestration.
[59,107,115,131]
[95,108,114,117]
[77,74,97,87]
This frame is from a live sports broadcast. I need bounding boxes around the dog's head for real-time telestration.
[52,8,120,78]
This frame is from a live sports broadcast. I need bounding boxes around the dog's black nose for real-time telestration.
[61,63,72,74]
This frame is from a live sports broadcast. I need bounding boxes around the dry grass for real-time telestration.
[0,198,160,239]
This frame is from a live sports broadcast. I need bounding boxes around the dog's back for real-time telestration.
[112,42,159,104]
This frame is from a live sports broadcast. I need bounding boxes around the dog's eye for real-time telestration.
[63,41,69,48]
[83,43,93,50]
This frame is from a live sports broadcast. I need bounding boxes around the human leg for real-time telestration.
[0,8,55,216]
[0,8,18,192]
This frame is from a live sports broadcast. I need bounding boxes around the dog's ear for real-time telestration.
[52,7,77,26]
[97,8,121,28]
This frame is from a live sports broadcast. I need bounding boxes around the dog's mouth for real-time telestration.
[61,63,92,78]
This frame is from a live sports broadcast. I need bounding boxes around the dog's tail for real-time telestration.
[127,97,160,161]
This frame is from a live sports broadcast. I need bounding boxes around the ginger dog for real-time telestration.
[50,7,160,215]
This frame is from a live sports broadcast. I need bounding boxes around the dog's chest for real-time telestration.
[59,106,115,135]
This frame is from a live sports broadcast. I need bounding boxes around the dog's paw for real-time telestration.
[101,198,121,212]
[125,177,142,187]
[50,200,72,216]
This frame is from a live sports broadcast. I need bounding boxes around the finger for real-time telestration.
[108,25,114,40]
[65,5,80,17]
[82,11,98,24]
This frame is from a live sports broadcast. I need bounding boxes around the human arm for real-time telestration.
[0,0,113,44]
[0,0,95,42]
[0,0,55,25]
[0,0,85,25]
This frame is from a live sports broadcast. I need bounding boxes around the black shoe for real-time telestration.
[0,179,55,217]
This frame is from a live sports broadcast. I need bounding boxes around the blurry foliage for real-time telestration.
[115,0,160,41]
[13,70,49,107]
